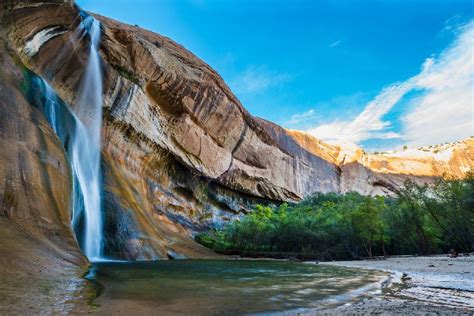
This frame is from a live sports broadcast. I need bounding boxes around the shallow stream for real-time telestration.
[88,259,387,315]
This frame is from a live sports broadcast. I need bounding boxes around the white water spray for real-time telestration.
[35,71,104,261]
[29,13,105,261]
[70,15,104,261]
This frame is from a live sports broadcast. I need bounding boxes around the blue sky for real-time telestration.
[77,0,474,150]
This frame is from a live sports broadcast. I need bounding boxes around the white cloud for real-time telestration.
[329,40,343,48]
[306,19,474,147]
[307,79,414,144]
[230,66,291,95]
[443,15,464,33]
[282,92,370,130]
[284,109,319,127]
[403,21,474,146]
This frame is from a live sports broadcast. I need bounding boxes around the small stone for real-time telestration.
[401,273,411,280]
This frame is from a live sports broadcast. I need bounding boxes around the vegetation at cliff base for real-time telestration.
[196,175,474,260]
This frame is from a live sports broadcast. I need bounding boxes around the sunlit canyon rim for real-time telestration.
[0,0,473,312]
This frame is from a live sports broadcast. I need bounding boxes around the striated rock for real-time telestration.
[337,138,474,196]
[1,0,473,262]
[1,1,339,259]
[289,130,473,195]
[0,43,91,312]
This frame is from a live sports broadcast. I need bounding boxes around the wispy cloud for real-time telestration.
[306,19,474,147]
[284,109,319,127]
[282,92,371,131]
[230,66,292,95]
[403,20,474,146]
[329,40,343,48]
[307,80,411,143]
[443,15,464,33]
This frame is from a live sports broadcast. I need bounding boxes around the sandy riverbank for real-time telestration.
[316,255,474,315]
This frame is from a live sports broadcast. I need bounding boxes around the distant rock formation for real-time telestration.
[1,0,472,266]
[288,130,473,195]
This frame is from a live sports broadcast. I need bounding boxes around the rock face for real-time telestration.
[288,130,474,195]
[1,0,473,263]
[0,42,90,312]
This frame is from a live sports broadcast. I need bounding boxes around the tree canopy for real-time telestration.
[196,174,474,260]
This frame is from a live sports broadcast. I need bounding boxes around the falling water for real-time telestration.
[28,13,105,261]
[70,15,104,261]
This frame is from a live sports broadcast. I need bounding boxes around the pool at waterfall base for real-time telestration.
[87,259,388,314]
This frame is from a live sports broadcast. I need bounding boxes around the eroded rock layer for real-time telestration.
[1,0,473,262]
[289,130,474,195]
[0,43,90,312]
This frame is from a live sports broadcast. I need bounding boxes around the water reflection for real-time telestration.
[90,260,386,315]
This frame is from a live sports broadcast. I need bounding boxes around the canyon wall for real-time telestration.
[289,130,473,195]
[0,43,90,313]
[1,0,473,263]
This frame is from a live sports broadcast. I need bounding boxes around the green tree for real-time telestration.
[351,196,387,257]
[195,174,473,259]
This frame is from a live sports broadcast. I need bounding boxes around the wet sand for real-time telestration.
[317,255,474,315]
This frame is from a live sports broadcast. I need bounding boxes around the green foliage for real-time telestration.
[111,64,141,86]
[196,175,474,260]
[352,196,387,257]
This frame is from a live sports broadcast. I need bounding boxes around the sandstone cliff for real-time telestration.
[2,0,340,260]
[0,43,91,313]
[1,0,473,266]
[288,130,474,195]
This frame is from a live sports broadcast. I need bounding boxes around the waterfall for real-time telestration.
[70,15,104,261]
[27,13,105,261]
